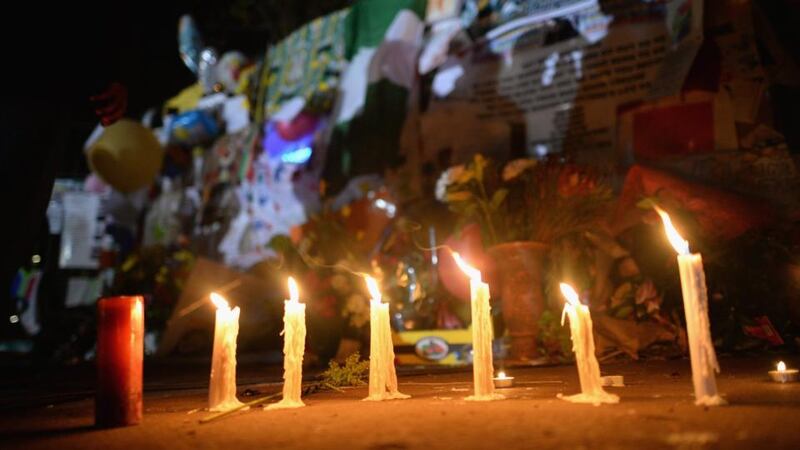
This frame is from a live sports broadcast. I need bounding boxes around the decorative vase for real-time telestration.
[488,241,549,362]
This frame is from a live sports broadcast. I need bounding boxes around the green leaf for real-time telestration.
[446,191,473,202]
[322,352,369,387]
[268,234,293,253]
[454,169,474,184]
[490,188,509,210]
[473,154,487,182]
[462,203,479,219]
[636,197,657,210]
[613,305,634,319]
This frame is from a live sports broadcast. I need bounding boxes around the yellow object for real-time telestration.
[87,119,163,193]
[164,83,204,114]
[393,328,472,366]
[234,65,257,96]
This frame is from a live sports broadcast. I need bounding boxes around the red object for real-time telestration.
[611,165,774,241]
[90,82,129,127]
[275,112,319,141]
[742,316,785,346]
[96,296,144,427]
[633,102,714,160]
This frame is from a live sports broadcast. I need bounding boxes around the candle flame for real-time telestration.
[452,252,481,281]
[654,206,690,255]
[210,292,229,310]
[559,283,580,306]
[497,371,507,379]
[288,276,299,302]
[778,361,786,372]
[364,275,382,302]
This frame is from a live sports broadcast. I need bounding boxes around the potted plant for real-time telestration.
[438,154,612,362]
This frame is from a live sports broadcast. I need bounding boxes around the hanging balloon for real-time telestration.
[216,51,247,94]
[87,119,163,193]
[198,47,219,94]
[168,110,220,147]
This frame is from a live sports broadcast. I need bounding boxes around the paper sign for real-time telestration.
[59,192,102,269]
[419,0,703,167]
[65,276,103,308]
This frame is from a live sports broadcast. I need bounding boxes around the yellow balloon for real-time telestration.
[88,119,163,193]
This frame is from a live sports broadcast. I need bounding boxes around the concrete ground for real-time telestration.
[1,356,799,449]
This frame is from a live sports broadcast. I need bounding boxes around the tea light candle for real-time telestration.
[96,296,144,427]
[493,371,515,388]
[208,292,244,412]
[601,375,625,387]
[769,361,799,383]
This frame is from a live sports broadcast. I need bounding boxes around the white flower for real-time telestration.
[435,165,465,202]
[502,158,536,181]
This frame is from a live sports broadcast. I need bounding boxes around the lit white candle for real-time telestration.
[558,283,619,405]
[655,207,726,406]
[452,253,503,401]
[267,277,307,410]
[364,275,409,401]
[208,292,245,412]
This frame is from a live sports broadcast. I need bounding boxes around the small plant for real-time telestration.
[321,352,370,387]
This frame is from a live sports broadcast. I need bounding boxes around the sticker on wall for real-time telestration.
[415,336,450,361]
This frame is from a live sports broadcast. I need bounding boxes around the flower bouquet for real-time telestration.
[437,154,612,361]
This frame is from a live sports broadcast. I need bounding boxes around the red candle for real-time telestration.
[96,296,144,427]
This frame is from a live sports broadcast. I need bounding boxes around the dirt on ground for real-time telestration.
[1,356,799,449]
